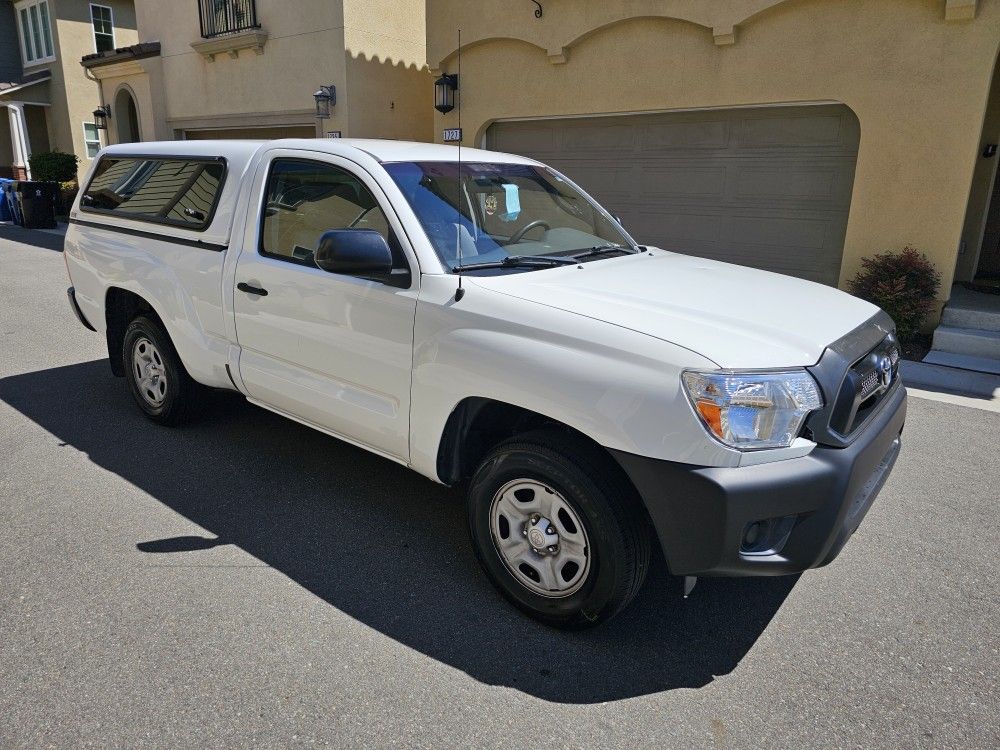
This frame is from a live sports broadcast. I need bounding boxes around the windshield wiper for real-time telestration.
[569,244,634,261]
[451,255,577,273]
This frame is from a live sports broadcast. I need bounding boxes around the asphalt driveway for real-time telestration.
[1,224,997,748]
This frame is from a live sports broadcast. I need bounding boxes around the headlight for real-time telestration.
[681,369,823,450]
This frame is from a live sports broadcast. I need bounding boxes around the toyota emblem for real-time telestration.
[878,356,893,389]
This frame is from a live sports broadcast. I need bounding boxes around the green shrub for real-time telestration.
[849,247,941,343]
[28,151,79,182]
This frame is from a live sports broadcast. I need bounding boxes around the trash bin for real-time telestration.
[1,180,23,226]
[0,178,12,222]
[15,180,58,229]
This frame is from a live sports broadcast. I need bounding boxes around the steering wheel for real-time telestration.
[508,220,551,244]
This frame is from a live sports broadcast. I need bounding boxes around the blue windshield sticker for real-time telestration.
[501,183,521,221]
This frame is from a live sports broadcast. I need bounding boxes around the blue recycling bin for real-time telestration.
[0,179,24,226]
[0,178,15,223]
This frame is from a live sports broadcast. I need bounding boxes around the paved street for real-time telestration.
[1,224,997,749]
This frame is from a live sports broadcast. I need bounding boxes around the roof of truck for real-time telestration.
[99,138,538,165]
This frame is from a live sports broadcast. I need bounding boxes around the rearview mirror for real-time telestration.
[314,229,393,282]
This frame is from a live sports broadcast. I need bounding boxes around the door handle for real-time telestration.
[237,282,268,297]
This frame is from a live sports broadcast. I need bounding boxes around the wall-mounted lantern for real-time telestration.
[313,85,336,119]
[434,74,458,114]
[93,104,112,130]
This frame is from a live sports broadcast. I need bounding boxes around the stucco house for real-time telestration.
[80,0,432,144]
[427,0,1000,319]
[1,0,138,180]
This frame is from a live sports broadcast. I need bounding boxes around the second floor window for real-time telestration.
[16,0,55,65]
[90,4,115,54]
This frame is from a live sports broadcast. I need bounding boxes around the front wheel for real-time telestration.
[467,431,651,629]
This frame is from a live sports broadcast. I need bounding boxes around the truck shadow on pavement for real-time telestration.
[0,359,798,704]
[0,223,66,253]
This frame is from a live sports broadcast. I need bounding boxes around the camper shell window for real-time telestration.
[81,156,227,231]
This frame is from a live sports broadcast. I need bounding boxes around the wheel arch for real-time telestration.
[104,287,165,377]
[435,397,638,494]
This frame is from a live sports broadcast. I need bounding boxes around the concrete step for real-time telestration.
[941,305,1000,332]
[922,350,1000,376]
[901,360,1000,397]
[931,325,1000,359]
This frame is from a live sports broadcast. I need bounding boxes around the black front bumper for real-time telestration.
[611,382,906,577]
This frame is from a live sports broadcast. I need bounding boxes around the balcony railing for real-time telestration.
[198,0,260,38]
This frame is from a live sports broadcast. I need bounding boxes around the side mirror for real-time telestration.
[612,214,624,226]
[314,229,393,282]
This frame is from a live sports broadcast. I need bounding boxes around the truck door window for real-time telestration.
[261,159,405,270]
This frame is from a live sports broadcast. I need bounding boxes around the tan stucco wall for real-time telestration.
[428,0,1000,307]
[92,57,169,143]
[24,103,49,152]
[43,0,139,179]
[342,0,432,141]
[129,0,430,141]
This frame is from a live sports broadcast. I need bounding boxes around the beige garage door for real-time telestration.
[486,105,860,285]
[184,126,316,140]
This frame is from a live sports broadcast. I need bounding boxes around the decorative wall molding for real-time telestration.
[87,60,147,80]
[433,0,985,69]
[547,47,568,64]
[713,25,737,46]
[945,0,977,21]
[190,29,269,61]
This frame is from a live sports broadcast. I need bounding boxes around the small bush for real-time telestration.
[849,247,941,343]
[28,151,79,182]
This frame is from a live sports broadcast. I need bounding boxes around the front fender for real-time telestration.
[408,276,735,482]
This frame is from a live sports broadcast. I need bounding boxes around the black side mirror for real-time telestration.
[314,229,393,282]
[612,214,624,226]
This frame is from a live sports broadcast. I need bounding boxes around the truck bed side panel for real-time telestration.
[64,223,231,388]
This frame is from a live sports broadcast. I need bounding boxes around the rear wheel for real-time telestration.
[467,431,651,629]
[122,316,199,425]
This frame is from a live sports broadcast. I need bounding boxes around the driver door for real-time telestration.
[232,151,417,461]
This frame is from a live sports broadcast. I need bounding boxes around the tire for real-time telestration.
[467,430,651,629]
[122,315,200,426]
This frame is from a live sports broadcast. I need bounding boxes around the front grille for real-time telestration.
[829,335,900,437]
[804,312,899,448]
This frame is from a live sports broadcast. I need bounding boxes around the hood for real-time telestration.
[468,250,881,369]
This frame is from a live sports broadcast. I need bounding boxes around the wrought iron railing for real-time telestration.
[198,0,260,38]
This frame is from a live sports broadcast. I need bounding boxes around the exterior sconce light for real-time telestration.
[313,85,336,119]
[434,74,458,114]
[93,105,112,130]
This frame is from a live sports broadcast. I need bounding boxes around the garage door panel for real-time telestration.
[737,113,848,149]
[561,123,637,152]
[184,125,315,140]
[726,215,830,249]
[640,119,730,150]
[734,167,841,202]
[487,105,859,286]
[639,167,727,198]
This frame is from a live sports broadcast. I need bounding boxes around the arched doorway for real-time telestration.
[113,88,141,144]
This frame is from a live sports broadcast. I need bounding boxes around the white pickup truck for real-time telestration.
[64,139,905,628]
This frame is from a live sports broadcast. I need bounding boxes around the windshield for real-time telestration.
[383,161,637,271]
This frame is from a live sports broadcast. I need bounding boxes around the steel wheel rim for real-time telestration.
[132,337,168,407]
[489,478,591,598]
